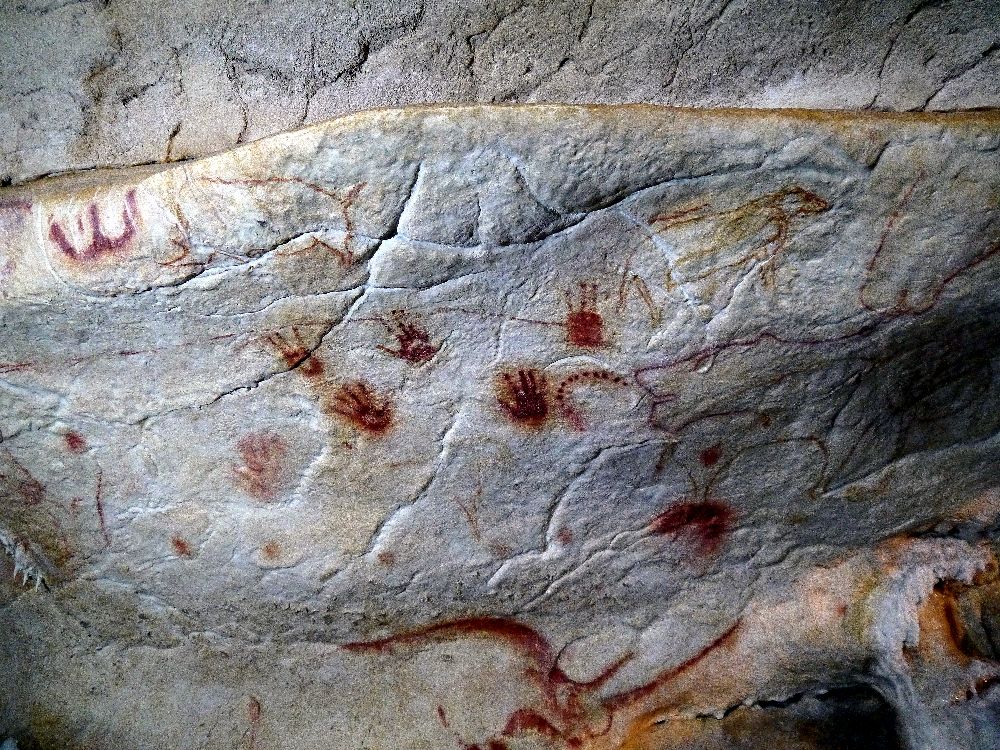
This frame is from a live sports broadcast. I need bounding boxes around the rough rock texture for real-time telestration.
[2,0,999,186]
[1,105,1000,749]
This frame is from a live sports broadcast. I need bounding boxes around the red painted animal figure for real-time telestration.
[376,310,440,364]
[564,282,605,347]
[650,186,829,289]
[496,369,550,427]
[205,177,365,264]
[342,615,742,749]
[48,190,139,262]
[329,381,394,435]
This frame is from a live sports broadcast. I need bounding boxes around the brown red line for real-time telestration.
[603,619,742,711]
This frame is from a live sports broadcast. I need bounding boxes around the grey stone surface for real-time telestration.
[0,105,999,749]
[1,0,999,186]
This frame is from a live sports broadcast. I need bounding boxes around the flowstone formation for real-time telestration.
[0,105,999,749]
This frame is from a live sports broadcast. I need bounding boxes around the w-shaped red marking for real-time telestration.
[48,190,139,262]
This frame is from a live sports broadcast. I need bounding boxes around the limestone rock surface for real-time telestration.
[0,105,999,749]
[2,0,999,185]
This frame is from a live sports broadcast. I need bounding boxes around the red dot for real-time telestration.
[699,444,723,467]
[63,431,87,453]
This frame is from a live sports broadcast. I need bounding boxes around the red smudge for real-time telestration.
[556,528,574,545]
[63,431,87,454]
[650,500,733,554]
[436,705,448,728]
[698,444,722,467]
[247,696,262,750]
[299,356,325,378]
[329,381,394,435]
[489,542,512,559]
[265,327,325,378]
[376,550,396,567]
[565,282,604,347]
[261,541,281,560]
[95,469,111,548]
[496,368,549,427]
[377,310,440,364]
[171,536,193,557]
[48,189,138,262]
[233,432,288,500]
[0,198,32,213]
[1,447,46,506]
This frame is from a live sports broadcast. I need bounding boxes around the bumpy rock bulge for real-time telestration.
[0,106,999,749]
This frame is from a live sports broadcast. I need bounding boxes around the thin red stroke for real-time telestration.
[634,323,878,402]
[860,175,999,315]
[602,619,742,712]
[247,696,262,750]
[205,176,344,203]
[203,177,366,261]
[634,219,998,422]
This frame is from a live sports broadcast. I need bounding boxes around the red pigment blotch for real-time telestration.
[376,551,396,568]
[496,368,550,427]
[48,189,139,262]
[233,432,288,500]
[650,500,733,554]
[565,282,605,347]
[171,536,193,557]
[262,541,281,561]
[699,444,722,467]
[329,381,394,435]
[264,327,325,378]
[557,528,574,545]
[247,696,262,750]
[436,705,449,728]
[377,309,440,364]
[63,431,87,454]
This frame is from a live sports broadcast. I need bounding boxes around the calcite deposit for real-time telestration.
[0,105,999,749]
